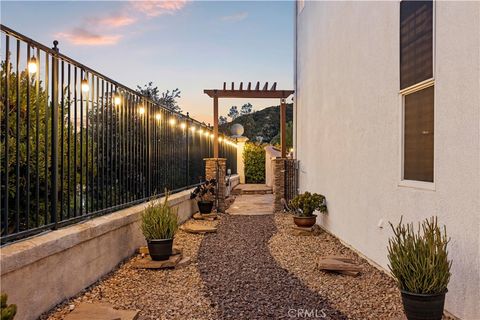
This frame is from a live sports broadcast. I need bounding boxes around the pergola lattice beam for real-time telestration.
[204,81,294,99]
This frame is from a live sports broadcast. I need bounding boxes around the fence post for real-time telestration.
[51,41,59,227]
[186,112,190,186]
[146,101,151,197]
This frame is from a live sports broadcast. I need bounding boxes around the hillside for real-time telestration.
[220,104,293,143]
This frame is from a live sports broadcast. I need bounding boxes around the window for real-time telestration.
[403,86,434,182]
[400,1,433,89]
[400,0,434,184]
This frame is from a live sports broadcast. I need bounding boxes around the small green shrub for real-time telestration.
[243,142,265,183]
[1,293,17,320]
[141,193,178,240]
[289,192,327,217]
[387,217,451,294]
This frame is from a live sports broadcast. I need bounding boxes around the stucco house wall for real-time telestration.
[295,1,480,319]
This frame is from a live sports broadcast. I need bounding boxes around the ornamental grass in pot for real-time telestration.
[141,193,178,261]
[190,179,216,214]
[289,192,327,228]
[388,217,451,320]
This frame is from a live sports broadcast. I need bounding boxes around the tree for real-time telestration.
[227,106,239,120]
[240,103,253,116]
[219,116,228,125]
[270,121,293,148]
[136,82,182,113]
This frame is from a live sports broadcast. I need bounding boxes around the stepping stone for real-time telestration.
[180,224,217,234]
[64,302,139,320]
[138,246,182,255]
[317,257,361,276]
[133,249,183,269]
[318,256,360,276]
[193,213,219,221]
[290,225,322,236]
[176,256,192,268]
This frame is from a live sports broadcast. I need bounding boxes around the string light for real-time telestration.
[28,56,37,73]
[155,113,161,121]
[81,77,89,92]
[218,137,223,142]
[169,118,176,126]
[180,122,187,130]
[113,94,121,106]
[198,128,204,135]
[209,133,214,139]
[138,106,145,115]
[190,126,196,133]
[204,131,209,137]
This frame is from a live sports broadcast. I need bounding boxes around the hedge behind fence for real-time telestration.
[243,143,265,183]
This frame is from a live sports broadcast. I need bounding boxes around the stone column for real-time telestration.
[204,158,227,213]
[272,158,286,212]
[235,136,249,184]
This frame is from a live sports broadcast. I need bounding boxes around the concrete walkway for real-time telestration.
[227,194,274,215]
[233,184,272,195]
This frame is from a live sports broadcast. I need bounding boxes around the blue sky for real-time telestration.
[1,1,294,123]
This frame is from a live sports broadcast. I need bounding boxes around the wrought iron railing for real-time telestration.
[0,25,237,244]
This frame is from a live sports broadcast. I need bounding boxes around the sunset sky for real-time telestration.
[1,1,294,123]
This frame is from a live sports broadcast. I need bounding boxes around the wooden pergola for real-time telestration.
[204,82,294,158]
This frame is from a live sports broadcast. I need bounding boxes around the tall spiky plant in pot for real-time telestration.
[141,193,178,261]
[388,217,452,320]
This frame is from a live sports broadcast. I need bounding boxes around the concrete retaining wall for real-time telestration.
[0,177,236,320]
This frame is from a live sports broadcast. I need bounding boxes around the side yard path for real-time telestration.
[42,194,407,320]
[198,214,347,319]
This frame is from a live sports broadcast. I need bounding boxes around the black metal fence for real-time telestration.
[0,25,237,244]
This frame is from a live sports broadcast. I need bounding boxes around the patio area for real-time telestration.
[41,191,407,320]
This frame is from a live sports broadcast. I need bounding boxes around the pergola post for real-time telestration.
[213,95,219,158]
[280,98,286,158]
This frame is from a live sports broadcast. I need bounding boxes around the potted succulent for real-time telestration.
[1,293,17,320]
[388,217,451,320]
[289,192,327,227]
[190,179,216,214]
[141,193,178,261]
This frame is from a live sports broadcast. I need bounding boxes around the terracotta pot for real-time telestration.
[147,238,173,261]
[400,290,447,320]
[293,215,317,228]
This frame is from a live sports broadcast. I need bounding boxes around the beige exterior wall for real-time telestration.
[0,182,237,320]
[295,2,480,319]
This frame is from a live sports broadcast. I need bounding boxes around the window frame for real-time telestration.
[398,0,436,190]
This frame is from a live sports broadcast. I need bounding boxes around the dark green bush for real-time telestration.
[243,143,265,183]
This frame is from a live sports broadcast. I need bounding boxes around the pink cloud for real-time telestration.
[87,15,137,28]
[132,0,188,17]
[56,28,121,46]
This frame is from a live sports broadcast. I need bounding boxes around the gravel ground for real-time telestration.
[198,214,347,319]
[269,213,406,320]
[40,226,217,320]
[42,195,446,320]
